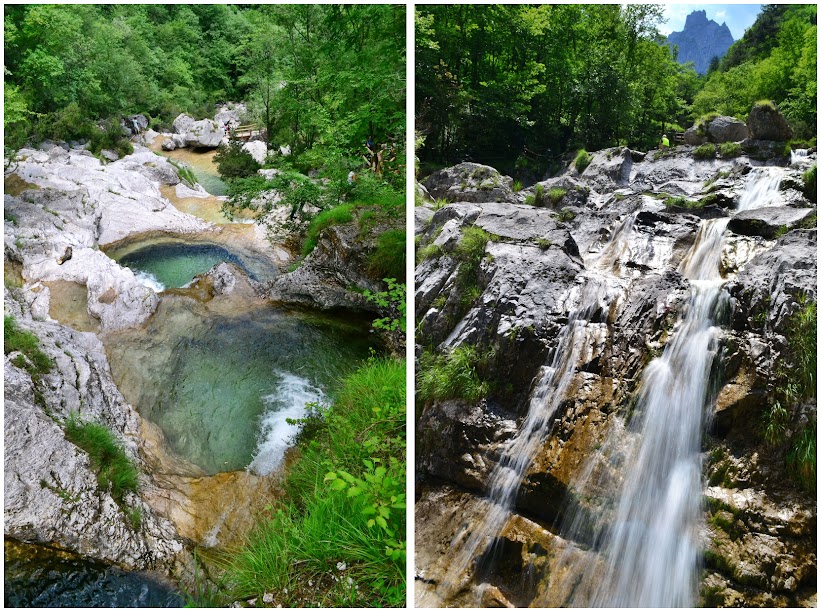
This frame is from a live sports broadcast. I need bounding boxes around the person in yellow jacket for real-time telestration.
[659,134,670,149]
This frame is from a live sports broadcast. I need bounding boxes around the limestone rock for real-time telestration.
[747,103,793,141]
[422,163,516,204]
[684,125,708,146]
[161,138,176,151]
[242,140,267,164]
[728,206,815,239]
[172,113,195,135]
[184,119,223,148]
[707,116,750,143]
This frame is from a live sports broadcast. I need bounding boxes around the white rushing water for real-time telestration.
[559,166,786,607]
[133,270,165,292]
[247,370,325,475]
[421,214,637,606]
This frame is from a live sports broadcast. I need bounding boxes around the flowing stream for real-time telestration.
[555,165,785,607]
[420,214,637,606]
[424,167,786,607]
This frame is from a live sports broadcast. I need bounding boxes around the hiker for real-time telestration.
[347,170,357,184]
[659,134,670,149]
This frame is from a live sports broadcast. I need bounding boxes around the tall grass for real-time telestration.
[417,345,489,404]
[368,229,406,282]
[226,357,406,607]
[574,149,592,173]
[302,204,355,256]
[63,414,139,504]
[787,421,816,492]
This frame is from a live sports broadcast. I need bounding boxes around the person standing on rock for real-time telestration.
[659,134,670,149]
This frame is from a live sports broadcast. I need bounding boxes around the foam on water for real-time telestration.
[134,270,165,292]
[248,370,326,475]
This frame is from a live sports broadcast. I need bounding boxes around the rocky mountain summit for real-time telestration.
[415,139,816,606]
[667,10,735,74]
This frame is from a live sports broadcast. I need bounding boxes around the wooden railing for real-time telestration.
[232,124,259,141]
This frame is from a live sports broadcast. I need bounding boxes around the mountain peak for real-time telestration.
[667,10,735,74]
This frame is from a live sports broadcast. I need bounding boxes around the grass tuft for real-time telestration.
[4,315,53,376]
[693,143,717,160]
[719,142,742,158]
[574,149,592,174]
[368,229,406,282]
[303,204,355,256]
[63,414,139,504]
[417,345,489,404]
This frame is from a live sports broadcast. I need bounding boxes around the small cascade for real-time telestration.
[556,167,787,607]
[420,214,637,606]
[790,148,809,166]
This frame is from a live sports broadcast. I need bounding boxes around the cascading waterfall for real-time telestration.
[420,214,637,607]
[557,166,785,607]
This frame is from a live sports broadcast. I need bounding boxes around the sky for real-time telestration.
[658,4,763,41]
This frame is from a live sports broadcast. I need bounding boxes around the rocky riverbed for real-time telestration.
[3,139,388,602]
[415,142,816,606]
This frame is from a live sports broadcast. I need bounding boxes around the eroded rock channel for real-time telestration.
[3,144,373,603]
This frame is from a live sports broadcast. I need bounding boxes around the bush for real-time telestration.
[694,143,717,159]
[303,204,355,256]
[64,414,139,504]
[556,208,576,222]
[213,141,261,179]
[574,149,592,173]
[719,142,742,158]
[417,346,489,404]
[368,229,406,281]
[88,119,133,158]
[803,164,816,203]
[4,316,53,376]
[663,196,700,209]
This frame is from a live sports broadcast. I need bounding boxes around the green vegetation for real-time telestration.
[536,238,552,250]
[804,164,817,203]
[556,208,576,222]
[719,142,742,158]
[4,315,53,377]
[213,141,261,179]
[167,160,197,187]
[363,278,406,335]
[574,150,592,174]
[692,5,817,138]
[63,414,139,505]
[512,180,523,192]
[368,230,406,282]
[663,196,701,209]
[302,204,355,256]
[787,421,816,492]
[693,143,717,160]
[226,357,405,607]
[417,345,489,404]
[547,187,567,206]
[533,184,547,207]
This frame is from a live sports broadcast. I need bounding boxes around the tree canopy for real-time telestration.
[4,4,405,166]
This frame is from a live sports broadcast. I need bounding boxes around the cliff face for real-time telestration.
[667,10,735,74]
[415,145,817,607]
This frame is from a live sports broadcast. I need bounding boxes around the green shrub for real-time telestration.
[803,164,816,203]
[303,204,355,256]
[556,208,576,222]
[719,142,742,158]
[512,180,523,192]
[4,316,53,376]
[213,141,261,179]
[455,227,490,262]
[532,184,546,207]
[227,357,406,607]
[88,119,133,158]
[368,230,406,281]
[663,196,701,209]
[416,242,442,262]
[787,421,816,492]
[694,112,721,136]
[693,143,717,159]
[547,187,567,206]
[64,414,139,504]
[753,99,777,111]
[417,346,489,404]
[168,160,198,187]
[524,195,536,206]
[536,238,552,250]
[574,149,592,173]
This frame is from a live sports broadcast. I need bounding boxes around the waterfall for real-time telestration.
[419,214,637,607]
[790,148,809,166]
[556,167,786,607]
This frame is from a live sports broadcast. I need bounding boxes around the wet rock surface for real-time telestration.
[415,146,817,606]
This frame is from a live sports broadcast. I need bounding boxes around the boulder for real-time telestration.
[100,149,119,162]
[728,206,815,239]
[257,168,280,180]
[747,103,793,141]
[707,116,750,143]
[161,138,177,151]
[684,125,708,146]
[171,133,187,149]
[123,114,148,135]
[279,144,291,157]
[172,113,195,135]
[214,104,245,129]
[422,163,516,204]
[242,140,268,164]
[184,119,223,148]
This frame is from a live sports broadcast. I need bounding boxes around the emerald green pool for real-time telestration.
[105,297,374,475]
